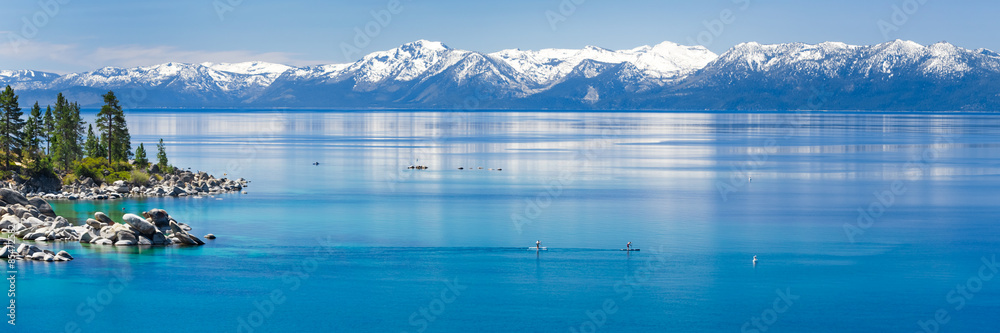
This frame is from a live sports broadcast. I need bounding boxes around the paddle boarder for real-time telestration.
[626,241,632,250]
[536,240,541,250]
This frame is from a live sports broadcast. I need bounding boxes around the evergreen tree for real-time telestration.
[52,93,85,171]
[42,106,54,154]
[85,124,103,158]
[156,138,168,169]
[23,102,42,160]
[96,91,130,163]
[134,143,148,168]
[0,85,25,170]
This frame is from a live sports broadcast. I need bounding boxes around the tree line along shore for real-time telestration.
[0,85,246,197]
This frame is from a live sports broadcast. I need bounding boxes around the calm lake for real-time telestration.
[12,111,1000,332]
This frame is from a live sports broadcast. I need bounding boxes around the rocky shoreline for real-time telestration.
[0,188,214,263]
[15,169,248,201]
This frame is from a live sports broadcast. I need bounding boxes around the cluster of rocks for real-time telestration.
[3,214,80,242]
[0,189,75,262]
[457,166,502,171]
[79,209,205,246]
[0,239,74,262]
[26,170,248,201]
[0,189,64,241]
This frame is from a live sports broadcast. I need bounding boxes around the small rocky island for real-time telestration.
[79,209,205,246]
[0,188,212,262]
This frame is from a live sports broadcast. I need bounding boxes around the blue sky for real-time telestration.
[0,0,996,73]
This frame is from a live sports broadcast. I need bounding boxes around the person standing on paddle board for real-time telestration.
[536,240,541,250]
[627,242,631,250]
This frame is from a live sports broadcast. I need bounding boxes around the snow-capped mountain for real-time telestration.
[52,61,289,96]
[0,70,61,90]
[663,40,1000,110]
[690,40,1000,82]
[3,39,1000,111]
[491,41,716,88]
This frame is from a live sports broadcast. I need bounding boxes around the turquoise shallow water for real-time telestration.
[7,111,1000,332]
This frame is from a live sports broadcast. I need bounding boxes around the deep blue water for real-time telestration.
[9,111,1000,332]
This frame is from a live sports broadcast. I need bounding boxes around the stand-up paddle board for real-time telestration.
[620,249,640,251]
[529,247,548,251]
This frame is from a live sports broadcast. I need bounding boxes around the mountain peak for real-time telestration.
[402,40,449,51]
[880,39,924,50]
[582,45,611,52]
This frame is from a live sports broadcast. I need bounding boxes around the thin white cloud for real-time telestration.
[0,40,78,69]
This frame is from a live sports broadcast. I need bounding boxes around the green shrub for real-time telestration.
[78,157,107,170]
[104,171,131,184]
[72,157,134,184]
[62,173,78,185]
[129,170,150,186]
[74,163,99,182]
[112,161,133,172]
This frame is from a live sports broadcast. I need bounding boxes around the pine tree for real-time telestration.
[23,102,43,160]
[51,93,85,171]
[42,106,54,155]
[85,124,103,158]
[156,138,168,169]
[96,91,130,163]
[135,143,148,168]
[0,85,25,171]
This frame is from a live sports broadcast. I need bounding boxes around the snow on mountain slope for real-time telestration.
[278,64,352,83]
[201,62,294,75]
[705,40,1000,80]
[345,40,471,85]
[490,41,716,86]
[50,62,293,97]
[0,70,61,90]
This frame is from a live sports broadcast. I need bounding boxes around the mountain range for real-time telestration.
[3,39,1000,111]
